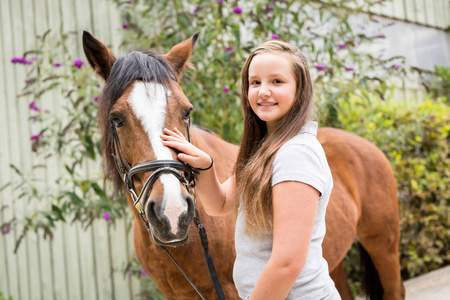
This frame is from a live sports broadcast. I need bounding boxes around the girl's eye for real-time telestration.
[251,80,260,85]
[274,79,282,84]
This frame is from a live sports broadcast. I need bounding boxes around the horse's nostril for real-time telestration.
[147,201,160,221]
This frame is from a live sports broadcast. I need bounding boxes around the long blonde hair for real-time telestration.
[234,41,315,236]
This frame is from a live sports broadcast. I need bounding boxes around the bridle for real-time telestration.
[109,117,226,300]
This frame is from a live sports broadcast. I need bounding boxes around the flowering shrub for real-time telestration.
[116,0,408,142]
[339,95,450,283]
[4,30,127,250]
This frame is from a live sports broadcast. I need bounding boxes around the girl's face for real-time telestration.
[247,53,297,132]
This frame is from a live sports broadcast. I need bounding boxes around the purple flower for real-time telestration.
[93,96,99,102]
[338,44,347,50]
[193,4,205,14]
[183,78,188,83]
[26,79,36,85]
[142,269,147,276]
[127,274,132,279]
[429,115,435,120]
[122,24,129,29]
[264,6,274,13]
[1,227,12,235]
[103,212,110,221]
[267,15,272,20]
[393,64,400,70]
[377,34,386,38]
[379,94,386,101]
[73,59,83,69]
[271,33,279,40]
[216,0,224,3]
[223,87,230,93]
[233,6,242,14]
[314,65,327,71]
[30,134,43,141]
[29,100,41,112]
[360,117,365,123]
[345,67,354,71]
[53,62,62,67]
[11,57,33,65]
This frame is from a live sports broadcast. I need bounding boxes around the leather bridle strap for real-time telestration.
[109,118,226,300]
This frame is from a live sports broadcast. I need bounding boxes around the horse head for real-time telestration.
[82,31,199,247]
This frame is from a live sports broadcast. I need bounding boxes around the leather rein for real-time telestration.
[109,118,226,300]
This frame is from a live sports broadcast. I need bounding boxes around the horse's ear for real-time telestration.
[164,32,199,82]
[82,31,116,81]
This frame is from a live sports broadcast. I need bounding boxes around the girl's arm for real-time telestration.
[160,128,234,216]
[248,181,320,300]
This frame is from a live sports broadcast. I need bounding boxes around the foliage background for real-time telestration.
[2,0,449,297]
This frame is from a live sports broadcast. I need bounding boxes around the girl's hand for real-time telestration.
[161,128,213,170]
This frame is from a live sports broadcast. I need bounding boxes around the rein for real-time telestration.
[109,119,226,300]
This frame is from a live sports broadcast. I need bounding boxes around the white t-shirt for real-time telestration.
[233,121,340,300]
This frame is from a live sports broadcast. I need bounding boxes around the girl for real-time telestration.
[161,41,340,300]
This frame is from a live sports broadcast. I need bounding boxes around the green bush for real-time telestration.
[339,96,450,280]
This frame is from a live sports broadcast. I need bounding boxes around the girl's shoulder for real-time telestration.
[279,121,323,153]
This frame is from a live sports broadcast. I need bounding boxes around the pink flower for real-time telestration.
[429,115,435,120]
[29,100,41,112]
[379,94,386,101]
[103,212,110,221]
[142,269,147,276]
[345,67,354,71]
[216,0,224,3]
[122,24,129,29]
[30,134,43,141]
[338,44,347,50]
[360,117,365,123]
[223,87,230,93]
[393,64,400,70]
[314,65,327,71]
[226,46,233,51]
[183,78,188,83]
[377,34,386,38]
[93,96,99,102]
[73,59,83,69]
[233,6,242,14]
[271,34,279,40]
[53,62,62,67]
[267,15,272,20]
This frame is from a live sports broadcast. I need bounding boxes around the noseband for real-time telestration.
[108,118,225,300]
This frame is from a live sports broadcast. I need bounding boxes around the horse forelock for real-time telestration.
[98,50,177,192]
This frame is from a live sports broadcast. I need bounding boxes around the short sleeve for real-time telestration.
[272,144,327,196]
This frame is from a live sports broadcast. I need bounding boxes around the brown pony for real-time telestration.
[82,31,404,300]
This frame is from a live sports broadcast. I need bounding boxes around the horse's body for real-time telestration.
[82,32,404,299]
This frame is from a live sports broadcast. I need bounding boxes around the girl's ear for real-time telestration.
[82,31,116,81]
[164,32,199,82]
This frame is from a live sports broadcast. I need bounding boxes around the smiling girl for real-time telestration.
[161,40,340,300]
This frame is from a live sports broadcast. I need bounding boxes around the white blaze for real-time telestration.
[129,82,186,236]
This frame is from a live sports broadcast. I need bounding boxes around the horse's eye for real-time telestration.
[110,115,124,128]
[184,108,193,121]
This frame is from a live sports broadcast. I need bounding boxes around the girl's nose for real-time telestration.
[258,86,271,98]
